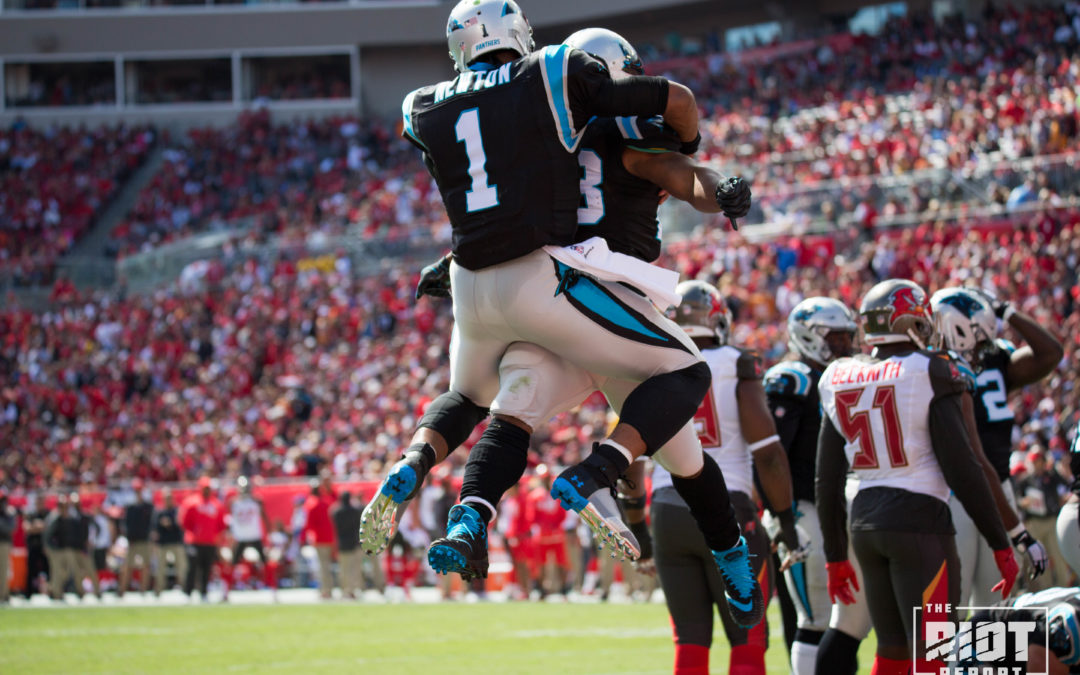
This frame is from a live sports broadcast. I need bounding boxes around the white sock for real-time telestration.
[791,640,819,675]
[601,439,634,465]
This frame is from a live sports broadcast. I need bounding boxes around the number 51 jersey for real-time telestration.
[818,351,969,504]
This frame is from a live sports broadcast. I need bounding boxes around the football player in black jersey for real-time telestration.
[371,7,765,622]
[932,286,1063,599]
[957,586,1080,673]
[763,297,858,675]
[396,0,712,578]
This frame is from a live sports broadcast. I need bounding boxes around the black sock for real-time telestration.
[403,442,437,476]
[670,453,740,551]
[582,443,630,485]
[815,628,861,675]
[458,418,530,515]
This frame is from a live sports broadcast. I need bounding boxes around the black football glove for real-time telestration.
[415,253,453,300]
[1012,529,1049,579]
[715,176,751,230]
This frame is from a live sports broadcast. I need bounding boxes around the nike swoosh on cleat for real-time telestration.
[727,596,755,612]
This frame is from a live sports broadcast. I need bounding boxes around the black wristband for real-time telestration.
[629,520,652,559]
[680,132,701,155]
[775,507,799,550]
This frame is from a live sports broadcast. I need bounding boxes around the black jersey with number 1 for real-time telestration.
[401,45,671,271]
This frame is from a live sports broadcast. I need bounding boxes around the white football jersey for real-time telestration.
[653,345,762,497]
[230,496,265,542]
[819,351,965,504]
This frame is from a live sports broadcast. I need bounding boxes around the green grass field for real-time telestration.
[0,599,878,674]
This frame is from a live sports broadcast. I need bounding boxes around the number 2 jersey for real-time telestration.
[973,339,1018,482]
[652,345,763,497]
[816,349,1010,560]
[401,45,672,271]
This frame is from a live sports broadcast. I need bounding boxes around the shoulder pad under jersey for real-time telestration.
[764,361,814,397]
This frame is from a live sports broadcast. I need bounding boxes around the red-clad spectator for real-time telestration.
[180,477,226,600]
[526,466,571,598]
[301,479,337,599]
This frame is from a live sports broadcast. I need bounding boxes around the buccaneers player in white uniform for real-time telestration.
[816,279,1019,675]
[642,281,803,675]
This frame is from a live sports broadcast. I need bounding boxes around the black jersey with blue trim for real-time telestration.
[763,360,822,503]
[574,116,679,263]
[401,45,670,271]
[969,587,1080,672]
[973,340,1017,482]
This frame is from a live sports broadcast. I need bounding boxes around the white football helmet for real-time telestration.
[563,27,644,81]
[787,297,858,366]
[446,0,534,73]
[930,287,997,364]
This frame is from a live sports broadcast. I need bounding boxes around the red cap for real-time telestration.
[1028,450,1045,463]
[197,476,213,489]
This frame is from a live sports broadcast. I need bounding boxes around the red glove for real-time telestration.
[826,561,860,605]
[991,549,1019,599]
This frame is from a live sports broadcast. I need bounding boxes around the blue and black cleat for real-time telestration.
[427,504,489,581]
[712,536,764,628]
[550,463,640,561]
[359,456,423,556]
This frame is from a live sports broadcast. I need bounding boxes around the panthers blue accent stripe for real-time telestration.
[765,363,811,396]
[541,45,584,152]
[555,262,663,341]
[953,358,976,391]
[569,276,664,341]
[790,561,814,623]
[615,116,642,140]
[401,90,427,151]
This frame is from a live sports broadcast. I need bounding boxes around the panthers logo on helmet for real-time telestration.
[888,286,930,325]
[939,291,983,318]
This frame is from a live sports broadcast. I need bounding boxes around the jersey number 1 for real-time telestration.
[455,108,498,213]
[834,385,907,469]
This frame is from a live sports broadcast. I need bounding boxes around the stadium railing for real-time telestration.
[659,151,1080,241]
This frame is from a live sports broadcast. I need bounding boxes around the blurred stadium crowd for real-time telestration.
[1,3,1080,600]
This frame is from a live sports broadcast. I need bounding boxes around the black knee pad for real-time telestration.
[418,391,489,451]
[620,361,711,454]
[458,418,531,513]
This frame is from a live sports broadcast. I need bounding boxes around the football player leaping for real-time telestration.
[932,286,1062,600]
[816,279,1019,675]
[763,297,858,675]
